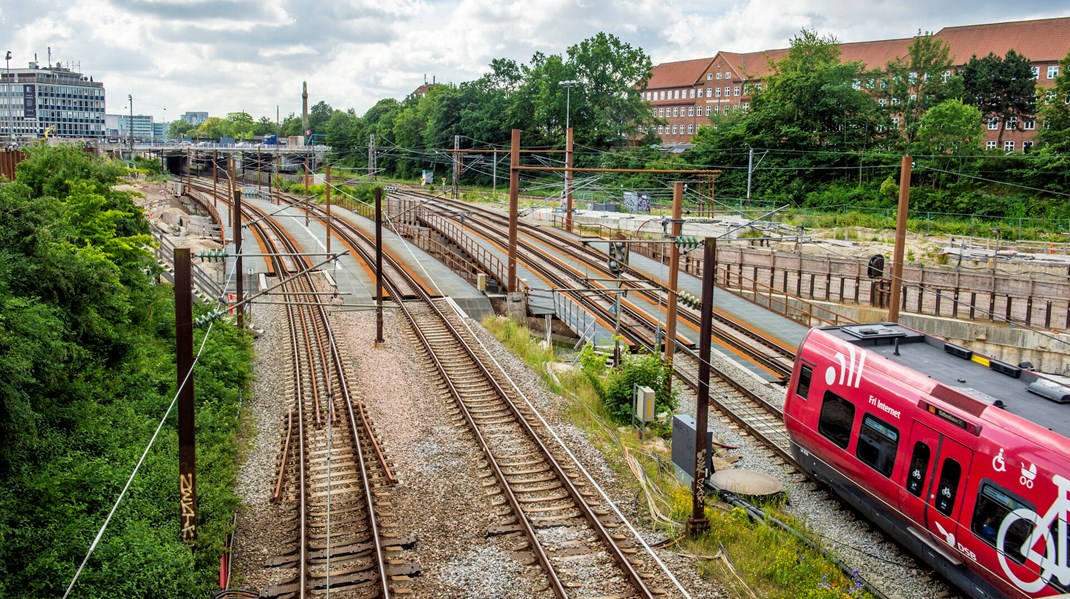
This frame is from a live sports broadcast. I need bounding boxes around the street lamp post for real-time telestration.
[5,51,11,141]
[561,79,578,231]
[128,94,133,157]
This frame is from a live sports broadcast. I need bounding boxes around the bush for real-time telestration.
[600,352,677,432]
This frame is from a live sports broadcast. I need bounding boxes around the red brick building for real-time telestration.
[645,16,1070,150]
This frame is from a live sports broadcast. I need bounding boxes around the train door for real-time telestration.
[899,421,975,559]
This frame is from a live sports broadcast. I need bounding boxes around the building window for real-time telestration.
[988,117,999,130]
[852,79,861,90]
[689,88,695,98]
[687,124,694,134]
[1006,116,1018,130]
[672,125,678,135]
[818,392,855,450]
[1024,140,1033,153]
[1024,119,1036,130]
[715,88,721,97]
[879,98,887,106]
[1005,140,1015,152]
[741,102,749,112]
[986,140,997,150]
[698,88,704,98]
[673,107,679,117]
[672,89,678,99]
[713,105,720,115]
[1032,66,1040,79]
[891,117,899,128]
[734,86,740,96]
[908,71,918,83]
[909,94,917,102]
[724,71,731,79]
[1049,65,1061,79]
[856,414,898,477]
[705,106,711,116]
[891,97,900,106]
[724,86,730,95]
[658,125,664,134]
[706,73,713,80]
[688,106,694,116]
[658,107,664,117]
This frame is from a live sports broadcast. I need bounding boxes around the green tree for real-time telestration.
[168,119,193,139]
[565,32,654,147]
[224,111,254,139]
[253,116,277,137]
[308,100,335,135]
[961,49,1037,146]
[1036,51,1070,153]
[881,34,962,148]
[915,98,984,155]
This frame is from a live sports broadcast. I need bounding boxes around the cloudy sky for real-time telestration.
[2,0,1067,124]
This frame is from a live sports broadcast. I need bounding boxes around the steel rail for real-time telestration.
[320,208,657,598]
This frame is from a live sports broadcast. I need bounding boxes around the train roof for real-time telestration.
[816,324,1070,440]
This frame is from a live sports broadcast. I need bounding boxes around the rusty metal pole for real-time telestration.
[174,247,197,543]
[186,147,191,188]
[688,237,715,538]
[888,155,912,323]
[664,182,684,386]
[508,129,520,292]
[452,134,460,199]
[233,189,244,331]
[565,127,574,233]
[304,157,310,227]
[375,187,385,345]
[325,164,332,261]
[212,151,218,208]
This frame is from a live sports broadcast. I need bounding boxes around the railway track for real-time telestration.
[303,191,686,598]
[197,179,955,599]
[189,183,416,597]
[397,190,796,375]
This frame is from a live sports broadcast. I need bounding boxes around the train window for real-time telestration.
[818,392,855,450]
[934,459,962,516]
[970,483,1032,564]
[796,365,813,399]
[906,442,929,496]
[856,415,898,477]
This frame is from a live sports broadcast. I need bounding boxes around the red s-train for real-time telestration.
[784,323,1070,598]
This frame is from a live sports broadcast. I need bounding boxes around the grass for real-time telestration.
[481,315,873,598]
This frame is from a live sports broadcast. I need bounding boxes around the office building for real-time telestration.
[0,61,106,139]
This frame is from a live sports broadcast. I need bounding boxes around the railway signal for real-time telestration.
[607,240,629,275]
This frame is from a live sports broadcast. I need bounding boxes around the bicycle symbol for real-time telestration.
[998,473,1070,593]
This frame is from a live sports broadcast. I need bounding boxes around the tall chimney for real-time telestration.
[301,81,309,132]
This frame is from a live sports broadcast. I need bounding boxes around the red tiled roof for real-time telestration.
[647,57,714,89]
[838,38,914,69]
[935,17,1070,64]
